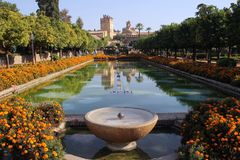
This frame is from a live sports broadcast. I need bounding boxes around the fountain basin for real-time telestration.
[84,107,158,151]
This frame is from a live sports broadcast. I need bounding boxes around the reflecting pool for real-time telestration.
[21,61,227,114]
[63,129,181,159]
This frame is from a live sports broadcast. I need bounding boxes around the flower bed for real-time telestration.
[0,97,64,159]
[94,53,110,60]
[144,56,240,87]
[0,56,93,92]
[179,97,240,159]
[34,102,64,126]
[94,53,142,61]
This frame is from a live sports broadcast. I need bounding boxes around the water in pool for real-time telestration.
[20,61,228,159]
[63,129,181,159]
[21,61,227,114]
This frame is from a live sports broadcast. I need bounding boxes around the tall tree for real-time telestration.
[0,8,30,68]
[34,13,57,52]
[196,4,221,63]
[146,27,152,36]
[60,9,71,23]
[136,23,144,38]
[225,0,240,58]
[36,0,60,19]
[0,0,18,11]
[76,17,84,29]
[179,18,200,61]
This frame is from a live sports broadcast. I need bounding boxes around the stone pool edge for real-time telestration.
[64,112,187,131]
[141,59,240,98]
[0,59,94,99]
[63,113,186,160]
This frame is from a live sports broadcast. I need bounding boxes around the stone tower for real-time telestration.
[100,15,114,39]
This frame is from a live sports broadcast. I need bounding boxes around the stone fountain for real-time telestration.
[84,107,158,151]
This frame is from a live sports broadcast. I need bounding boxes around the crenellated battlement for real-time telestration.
[100,15,114,39]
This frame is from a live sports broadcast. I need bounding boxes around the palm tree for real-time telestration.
[59,9,71,23]
[146,27,152,36]
[136,23,144,38]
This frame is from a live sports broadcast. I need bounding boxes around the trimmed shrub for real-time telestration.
[0,97,64,159]
[179,97,240,160]
[217,58,237,68]
[34,102,64,127]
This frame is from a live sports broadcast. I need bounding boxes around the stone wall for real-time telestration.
[0,52,77,66]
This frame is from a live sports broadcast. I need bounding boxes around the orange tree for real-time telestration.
[0,97,64,159]
[179,97,240,160]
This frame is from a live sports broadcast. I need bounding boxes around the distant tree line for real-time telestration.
[134,1,240,63]
[0,0,108,68]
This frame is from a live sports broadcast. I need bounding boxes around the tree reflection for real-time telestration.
[20,65,96,104]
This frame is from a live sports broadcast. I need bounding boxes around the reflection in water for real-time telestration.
[122,62,137,83]
[136,63,226,108]
[110,62,133,95]
[93,147,150,160]
[20,61,228,114]
[102,62,115,90]
[20,66,96,104]
[135,72,144,83]
[63,132,181,159]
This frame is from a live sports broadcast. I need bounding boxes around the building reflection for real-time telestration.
[101,61,143,91]
[122,67,137,83]
[102,62,115,89]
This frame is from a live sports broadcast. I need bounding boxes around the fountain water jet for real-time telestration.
[84,107,158,151]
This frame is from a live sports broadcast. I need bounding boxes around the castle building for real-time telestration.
[100,15,114,39]
[120,20,154,45]
[88,16,153,43]
[122,21,138,36]
[88,30,108,39]
[89,15,115,40]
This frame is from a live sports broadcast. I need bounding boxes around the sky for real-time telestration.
[5,0,237,31]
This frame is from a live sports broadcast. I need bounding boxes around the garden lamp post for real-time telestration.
[31,33,36,64]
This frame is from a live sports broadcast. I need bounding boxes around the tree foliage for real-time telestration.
[135,1,240,62]
[135,23,144,37]
[36,0,60,19]
[0,1,107,68]
[0,8,29,51]
[76,17,84,29]
[0,0,18,12]
[60,9,71,23]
